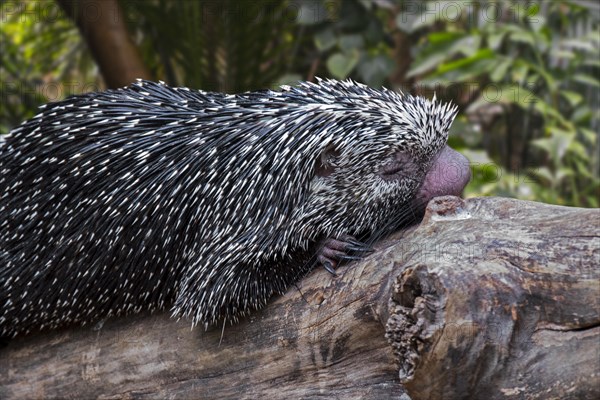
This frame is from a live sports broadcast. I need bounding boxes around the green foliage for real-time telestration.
[294,0,395,87]
[1,0,597,208]
[0,1,98,135]
[401,0,600,207]
[119,0,296,93]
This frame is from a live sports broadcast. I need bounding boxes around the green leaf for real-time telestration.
[357,55,395,87]
[509,30,535,46]
[560,90,583,107]
[511,62,529,85]
[529,15,546,33]
[560,39,597,52]
[532,98,571,126]
[314,28,336,52]
[428,31,465,45]
[584,29,600,45]
[339,34,364,53]
[573,73,600,87]
[358,0,374,10]
[553,50,576,60]
[579,128,598,144]
[407,52,448,78]
[326,52,360,79]
[521,60,556,91]
[573,158,594,179]
[571,105,592,123]
[447,35,482,57]
[364,19,384,44]
[547,127,574,161]
[567,140,587,159]
[395,12,418,33]
[490,58,512,82]
[583,59,600,68]
[488,32,506,50]
[434,48,494,74]
[530,166,555,184]
[296,2,328,25]
[526,2,540,17]
[467,84,554,117]
[409,11,438,32]
[555,167,574,182]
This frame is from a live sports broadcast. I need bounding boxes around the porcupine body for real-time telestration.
[0,79,462,338]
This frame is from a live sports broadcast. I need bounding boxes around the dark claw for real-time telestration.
[322,261,337,276]
[345,244,373,254]
[317,235,372,275]
[346,238,367,247]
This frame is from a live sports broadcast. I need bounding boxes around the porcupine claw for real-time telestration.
[317,235,373,276]
[322,261,337,276]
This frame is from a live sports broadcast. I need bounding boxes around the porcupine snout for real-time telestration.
[413,145,471,206]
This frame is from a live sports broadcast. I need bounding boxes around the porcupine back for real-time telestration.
[0,79,457,337]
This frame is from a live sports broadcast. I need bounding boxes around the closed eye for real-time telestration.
[378,151,417,181]
[380,161,404,175]
[380,161,405,178]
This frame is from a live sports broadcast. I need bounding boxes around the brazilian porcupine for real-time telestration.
[0,79,470,338]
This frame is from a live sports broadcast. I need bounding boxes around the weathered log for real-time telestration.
[385,197,599,400]
[0,197,598,399]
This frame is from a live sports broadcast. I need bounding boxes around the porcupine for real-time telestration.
[0,79,470,338]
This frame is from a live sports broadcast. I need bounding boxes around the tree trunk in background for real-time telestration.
[388,6,413,93]
[1,197,598,399]
[57,0,151,88]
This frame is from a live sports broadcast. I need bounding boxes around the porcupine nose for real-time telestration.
[417,145,471,203]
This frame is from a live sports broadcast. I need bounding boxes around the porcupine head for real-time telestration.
[0,79,469,337]
[172,79,470,329]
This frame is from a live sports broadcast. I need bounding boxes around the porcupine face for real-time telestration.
[289,80,460,242]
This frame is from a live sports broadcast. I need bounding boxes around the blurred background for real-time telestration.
[1,0,598,207]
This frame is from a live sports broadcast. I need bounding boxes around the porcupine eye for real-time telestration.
[378,151,421,183]
[314,145,341,178]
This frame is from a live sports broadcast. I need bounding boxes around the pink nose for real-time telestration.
[417,145,471,203]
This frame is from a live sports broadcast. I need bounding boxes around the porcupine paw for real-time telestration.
[317,235,373,276]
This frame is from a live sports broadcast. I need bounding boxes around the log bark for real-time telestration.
[385,197,599,399]
[0,197,598,399]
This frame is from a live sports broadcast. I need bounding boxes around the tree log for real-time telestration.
[0,197,598,399]
[385,197,599,399]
